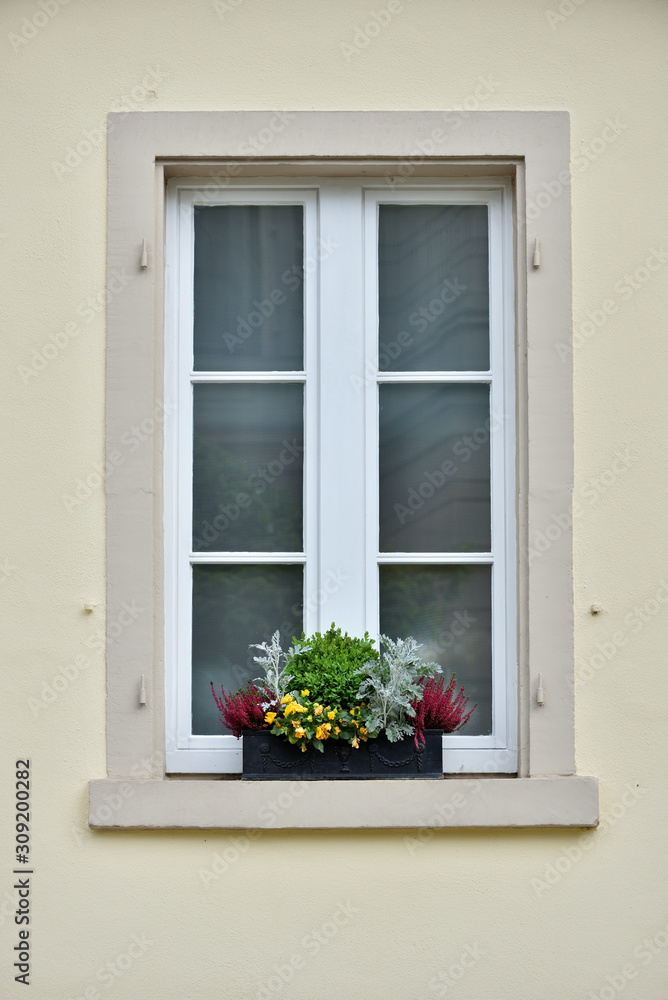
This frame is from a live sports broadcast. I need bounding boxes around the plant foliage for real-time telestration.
[412,675,477,747]
[284,624,379,707]
[250,630,296,704]
[210,680,274,739]
[355,636,441,742]
[265,690,371,753]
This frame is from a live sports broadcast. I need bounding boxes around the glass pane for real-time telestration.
[380,565,491,735]
[193,383,303,552]
[379,383,491,553]
[192,564,303,735]
[378,205,489,372]
[194,205,304,371]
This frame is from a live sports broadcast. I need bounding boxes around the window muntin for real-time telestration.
[165,177,516,775]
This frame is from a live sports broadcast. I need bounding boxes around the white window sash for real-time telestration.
[165,177,516,774]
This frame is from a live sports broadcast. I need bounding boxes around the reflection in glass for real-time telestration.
[192,564,303,735]
[378,205,489,372]
[380,564,491,734]
[194,205,304,372]
[379,383,491,553]
[193,383,303,553]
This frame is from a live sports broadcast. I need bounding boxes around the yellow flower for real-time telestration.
[265,711,277,724]
[314,704,323,716]
[294,703,307,713]
[294,726,307,738]
[281,693,293,704]
[307,715,312,721]
[301,689,310,697]
[315,725,329,741]
[301,744,307,752]
[359,726,367,735]
[351,737,359,748]
[334,726,340,735]
[284,702,297,717]
[327,711,336,720]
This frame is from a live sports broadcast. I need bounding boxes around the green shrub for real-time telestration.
[285,624,379,707]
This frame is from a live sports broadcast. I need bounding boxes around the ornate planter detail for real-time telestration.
[242,729,443,780]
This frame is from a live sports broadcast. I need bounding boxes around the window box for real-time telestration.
[242,729,444,780]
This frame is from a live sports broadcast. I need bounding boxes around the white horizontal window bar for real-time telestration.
[376,553,494,564]
[190,552,306,563]
[190,372,306,382]
[375,372,492,383]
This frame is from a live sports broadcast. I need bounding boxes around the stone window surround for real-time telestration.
[91,110,598,830]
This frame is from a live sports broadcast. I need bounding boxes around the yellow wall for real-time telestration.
[2,0,667,997]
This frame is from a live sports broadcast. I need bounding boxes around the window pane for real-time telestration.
[194,205,304,371]
[193,383,303,552]
[378,205,489,372]
[380,564,491,735]
[192,564,303,735]
[379,383,491,553]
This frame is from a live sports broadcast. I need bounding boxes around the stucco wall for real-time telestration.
[1,1,667,997]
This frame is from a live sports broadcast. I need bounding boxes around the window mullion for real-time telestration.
[317,181,367,635]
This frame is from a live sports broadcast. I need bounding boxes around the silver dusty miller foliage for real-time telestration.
[356,636,441,742]
[251,631,304,706]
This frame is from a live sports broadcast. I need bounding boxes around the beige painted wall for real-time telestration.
[1,0,667,997]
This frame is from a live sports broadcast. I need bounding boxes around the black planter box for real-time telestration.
[242,729,443,780]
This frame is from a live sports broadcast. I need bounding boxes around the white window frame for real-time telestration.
[164,175,516,776]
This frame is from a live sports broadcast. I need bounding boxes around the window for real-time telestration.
[94,111,598,828]
[165,177,516,775]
